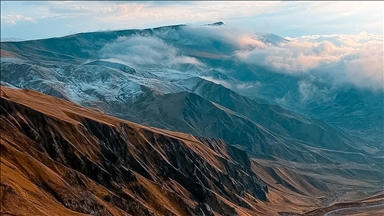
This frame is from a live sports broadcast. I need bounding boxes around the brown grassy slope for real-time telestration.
[1,86,275,216]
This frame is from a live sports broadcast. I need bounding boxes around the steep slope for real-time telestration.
[1,86,272,216]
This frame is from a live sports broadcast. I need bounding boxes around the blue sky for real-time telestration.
[1,1,383,40]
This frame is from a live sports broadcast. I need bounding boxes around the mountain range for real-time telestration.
[1,22,383,215]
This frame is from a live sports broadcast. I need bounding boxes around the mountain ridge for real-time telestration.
[1,86,271,216]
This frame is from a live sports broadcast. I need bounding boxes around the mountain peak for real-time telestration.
[206,21,225,26]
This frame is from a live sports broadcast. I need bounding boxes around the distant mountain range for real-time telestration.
[0,37,25,42]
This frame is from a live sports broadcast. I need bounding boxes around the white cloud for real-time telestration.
[98,35,205,68]
[238,35,268,49]
[153,24,268,51]
[235,32,384,91]
[1,14,35,25]
[298,79,334,104]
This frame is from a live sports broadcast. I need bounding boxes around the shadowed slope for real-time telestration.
[1,86,272,216]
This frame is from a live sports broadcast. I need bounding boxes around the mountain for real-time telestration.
[9,86,379,216]
[1,86,269,216]
[1,23,383,213]
[206,21,225,26]
[2,86,382,216]
[0,37,25,42]
[0,58,371,164]
[1,54,381,165]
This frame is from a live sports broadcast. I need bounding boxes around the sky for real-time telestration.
[1,1,383,40]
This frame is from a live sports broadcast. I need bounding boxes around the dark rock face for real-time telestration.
[0,87,267,216]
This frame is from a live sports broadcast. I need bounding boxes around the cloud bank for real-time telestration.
[99,34,205,68]
[236,32,383,91]
[97,24,382,92]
